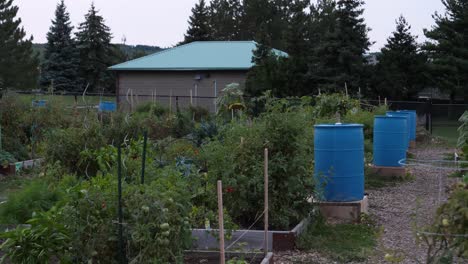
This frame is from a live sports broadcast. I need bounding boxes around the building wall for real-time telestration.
[116,70,247,112]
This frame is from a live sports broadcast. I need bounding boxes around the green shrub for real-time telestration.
[0,179,60,224]
[312,93,360,118]
[0,208,71,263]
[201,108,314,229]
[0,150,15,168]
[419,183,468,263]
[135,102,168,117]
[187,105,210,122]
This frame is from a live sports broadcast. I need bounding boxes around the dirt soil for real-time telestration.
[275,144,460,264]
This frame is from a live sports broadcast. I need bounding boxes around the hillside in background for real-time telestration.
[32,43,163,62]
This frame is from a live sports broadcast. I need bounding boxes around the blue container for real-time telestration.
[99,101,116,112]
[398,110,416,141]
[314,123,364,202]
[32,100,47,107]
[386,111,410,149]
[373,116,407,167]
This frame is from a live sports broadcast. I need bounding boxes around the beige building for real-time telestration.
[110,41,287,112]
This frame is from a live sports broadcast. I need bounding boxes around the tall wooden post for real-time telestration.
[264,148,269,255]
[217,180,225,264]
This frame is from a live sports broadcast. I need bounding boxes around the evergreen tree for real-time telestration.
[374,16,427,100]
[183,0,211,43]
[0,0,39,90]
[424,0,468,102]
[75,3,113,92]
[308,0,370,93]
[208,0,243,40]
[40,0,81,92]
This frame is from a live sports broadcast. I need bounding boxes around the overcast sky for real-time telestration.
[15,0,445,51]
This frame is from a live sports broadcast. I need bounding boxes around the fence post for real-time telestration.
[264,148,269,255]
[141,131,148,185]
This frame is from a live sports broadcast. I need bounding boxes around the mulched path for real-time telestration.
[275,143,459,263]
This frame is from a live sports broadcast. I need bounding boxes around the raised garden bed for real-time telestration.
[191,218,310,252]
[185,251,274,264]
[0,158,43,175]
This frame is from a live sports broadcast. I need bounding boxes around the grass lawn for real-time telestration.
[432,125,459,147]
[297,218,378,262]
[12,94,115,107]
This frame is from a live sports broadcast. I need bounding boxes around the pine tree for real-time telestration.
[75,3,113,92]
[424,0,468,102]
[40,0,81,92]
[375,16,427,100]
[334,0,371,91]
[183,0,211,43]
[0,0,39,90]
[307,0,370,93]
[208,0,243,40]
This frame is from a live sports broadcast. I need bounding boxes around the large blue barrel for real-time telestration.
[99,101,117,112]
[373,116,407,167]
[386,111,410,149]
[398,110,416,141]
[314,123,364,202]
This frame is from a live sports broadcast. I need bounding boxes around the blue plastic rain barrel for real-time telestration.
[32,100,47,108]
[314,123,364,202]
[398,110,416,141]
[99,101,116,112]
[386,111,410,149]
[373,116,407,167]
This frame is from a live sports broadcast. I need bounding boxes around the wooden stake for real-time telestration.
[384,97,387,106]
[345,82,348,98]
[217,180,225,264]
[264,148,269,255]
[190,89,193,106]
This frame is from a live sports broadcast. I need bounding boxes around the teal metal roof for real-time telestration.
[109,41,288,71]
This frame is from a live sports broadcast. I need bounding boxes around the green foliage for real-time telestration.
[0,150,15,168]
[424,0,468,101]
[202,103,314,229]
[40,0,81,92]
[0,0,39,90]
[419,183,468,263]
[183,0,211,44]
[0,208,71,263]
[373,16,427,100]
[458,111,468,157]
[215,83,245,118]
[75,3,114,92]
[312,93,360,118]
[0,179,60,224]
[135,102,168,117]
[298,217,378,262]
[43,122,105,175]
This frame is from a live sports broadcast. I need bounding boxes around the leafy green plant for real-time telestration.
[418,182,468,263]
[0,150,15,168]
[458,111,468,159]
[0,179,60,224]
[201,103,315,229]
[0,208,71,264]
[312,93,360,119]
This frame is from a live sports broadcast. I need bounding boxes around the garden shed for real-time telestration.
[109,41,287,112]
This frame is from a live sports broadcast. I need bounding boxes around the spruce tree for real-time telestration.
[183,0,211,43]
[208,0,243,40]
[375,16,427,100]
[424,0,468,102]
[40,0,81,92]
[0,0,39,90]
[75,3,113,92]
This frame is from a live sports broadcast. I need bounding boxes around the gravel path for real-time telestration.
[275,144,458,264]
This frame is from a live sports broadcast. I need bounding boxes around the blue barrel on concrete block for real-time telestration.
[314,123,364,202]
[397,110,416,141]
[99,101,116,112]
[373,116,407,167]
[386,111,410,149]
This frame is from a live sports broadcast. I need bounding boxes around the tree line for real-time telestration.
[0,0,159,93]
[183,0,468,102]
[1,0,467,101]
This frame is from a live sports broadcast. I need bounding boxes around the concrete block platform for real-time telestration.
[318,195,368,223]
[369,165,406,178]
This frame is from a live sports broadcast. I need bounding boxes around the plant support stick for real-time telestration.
[217,180,225,264]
